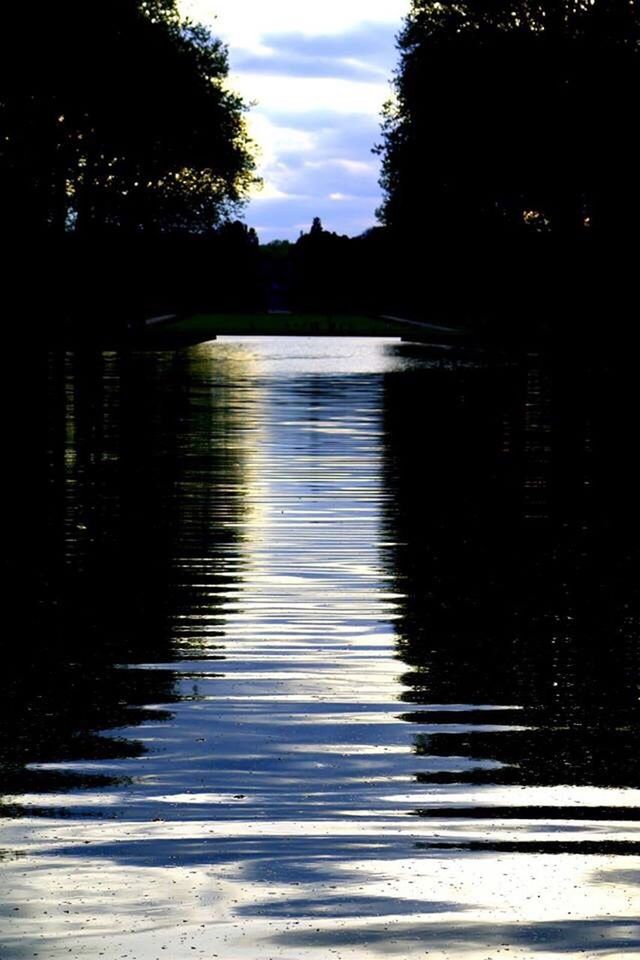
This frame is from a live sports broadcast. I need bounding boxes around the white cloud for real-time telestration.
[178,0,409,238]
[247,115,316,166]
[251,182,295,201]
[234,73,391,117]
[181,0,408,49]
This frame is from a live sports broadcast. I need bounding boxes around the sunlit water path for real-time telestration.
[2,337,640,959]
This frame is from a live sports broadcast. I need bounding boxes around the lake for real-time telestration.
[2,336,640,959]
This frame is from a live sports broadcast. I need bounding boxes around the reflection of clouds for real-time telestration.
[5,343,640,960]
[238,893,466,919]
[593,867,640,891]
[273,917,640,955]
[3,824,640,958]
[390,785,640,809]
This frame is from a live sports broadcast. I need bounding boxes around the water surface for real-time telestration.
[2,337,640,959]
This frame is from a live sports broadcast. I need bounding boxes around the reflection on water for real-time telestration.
[2,337,640,959]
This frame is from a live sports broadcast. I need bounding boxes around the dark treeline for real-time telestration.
[1,1,256,236]
[374,0,640,340]
[4,1,640,342]
[261,219,392,317]
[1,0,258,334]
[43,223,263,341]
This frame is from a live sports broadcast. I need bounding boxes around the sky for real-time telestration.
[180,0,409,241]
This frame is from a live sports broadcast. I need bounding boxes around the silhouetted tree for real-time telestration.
[0,1,257,238]
[293,218,355,312]
[378,1,640,242]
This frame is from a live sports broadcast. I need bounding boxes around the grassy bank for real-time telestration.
[151,312,406,342]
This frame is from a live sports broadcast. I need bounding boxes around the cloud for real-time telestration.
[250,192,379,242]
[253,112,381,165]
[231,23,398,81]
[181,0,408,49]
[232,51,386,82]
[263,23,399,63]
[249,146,381,241]
[245,109,384,239]
[234,73,390,116]
[280,159,379,199]
[178,1,407,238]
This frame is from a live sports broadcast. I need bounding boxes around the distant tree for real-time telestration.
[293,218,357,312]
[0,1,257,237]
[377,0,640,241]
[263,239,292,258]
[217,220,259,247]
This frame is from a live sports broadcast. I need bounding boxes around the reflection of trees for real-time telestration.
[2,345,251,797]
[381,354,640,787]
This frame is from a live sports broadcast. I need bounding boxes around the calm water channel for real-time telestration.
[2,336,640,959]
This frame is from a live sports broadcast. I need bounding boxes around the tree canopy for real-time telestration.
[377,0,640,241]
[0,1,258,236]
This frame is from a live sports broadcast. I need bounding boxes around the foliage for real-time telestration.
[377,0,640,240]
[0,1,257,236]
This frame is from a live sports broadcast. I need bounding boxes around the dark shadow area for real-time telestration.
[374,1,640,347]
[595,868,640,887]
[415,840,640,855]
[2,346,249,799]
[236,894,464,919]
[271,917,640,954]
[1,2,260,340]
[381,349,640,794]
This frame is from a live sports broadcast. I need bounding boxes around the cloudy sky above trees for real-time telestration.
[180,0,409,240]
